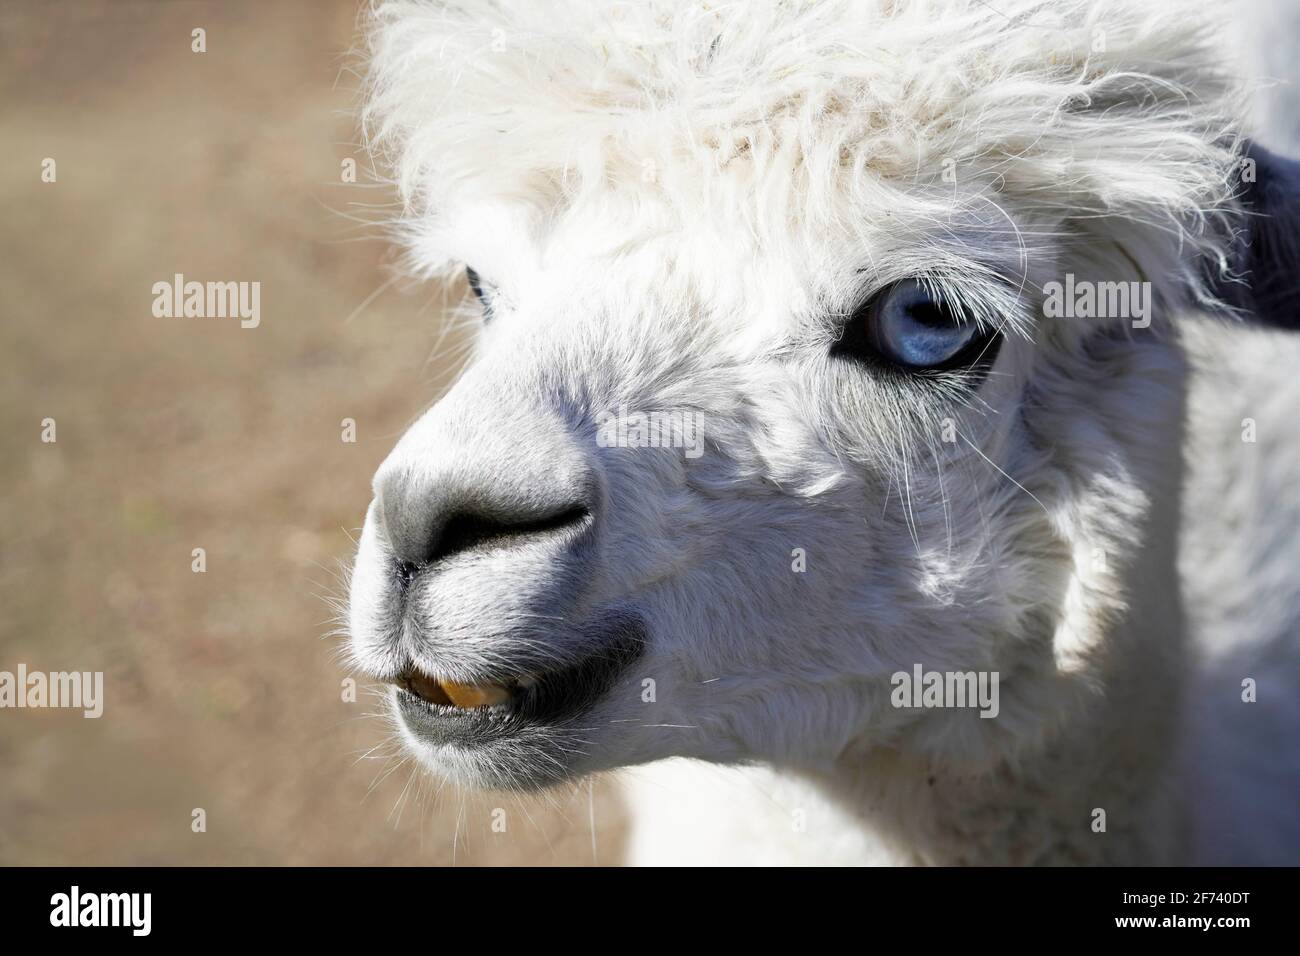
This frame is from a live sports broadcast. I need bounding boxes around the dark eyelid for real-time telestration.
[465,266,487,300]
[465,265,494,321]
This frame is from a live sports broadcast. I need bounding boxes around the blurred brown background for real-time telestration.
[0,1,619,864]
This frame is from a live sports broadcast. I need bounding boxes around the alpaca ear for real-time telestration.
[1212,142,1300,330]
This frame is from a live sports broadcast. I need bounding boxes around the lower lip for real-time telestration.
[394,687,521,747]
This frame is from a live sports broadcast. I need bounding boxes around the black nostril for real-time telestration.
[429,504,591,564]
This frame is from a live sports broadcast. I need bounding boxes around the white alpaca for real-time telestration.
[347,0,1300,865]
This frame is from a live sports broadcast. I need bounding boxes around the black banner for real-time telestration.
[0,866,1285,941]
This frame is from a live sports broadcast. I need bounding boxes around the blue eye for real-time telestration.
[868,278,980,369]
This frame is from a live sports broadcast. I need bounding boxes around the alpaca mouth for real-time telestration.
[388,618,645,747]
[396,671,517,710]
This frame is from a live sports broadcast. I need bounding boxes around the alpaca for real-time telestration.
[346,0,1300,865]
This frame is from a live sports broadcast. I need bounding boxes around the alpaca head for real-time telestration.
[347,0,1253,791]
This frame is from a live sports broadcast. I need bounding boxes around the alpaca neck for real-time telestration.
[810,663,1188,865]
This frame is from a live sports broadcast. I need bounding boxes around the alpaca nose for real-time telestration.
[374,436,596,573]
[383,494,592,571]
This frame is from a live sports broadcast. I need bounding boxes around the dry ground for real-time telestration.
[0,1,623,865]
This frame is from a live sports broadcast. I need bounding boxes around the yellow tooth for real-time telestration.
[441,680,510,709]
